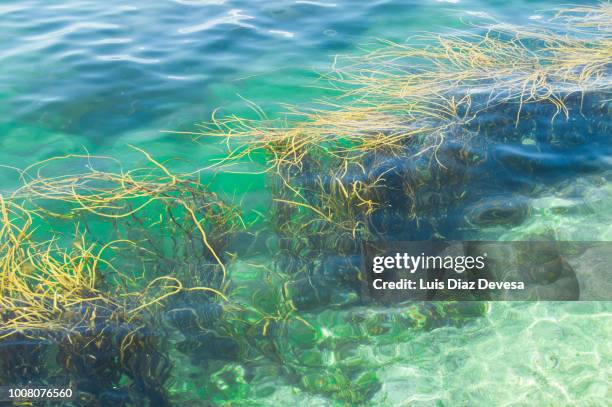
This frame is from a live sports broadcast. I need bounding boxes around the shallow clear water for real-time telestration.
[1,0,611,406]
[250,301,611,406]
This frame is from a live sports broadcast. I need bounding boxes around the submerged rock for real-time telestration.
[465,196,531,227]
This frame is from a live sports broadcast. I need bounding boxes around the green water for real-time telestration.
[1,1,611,406]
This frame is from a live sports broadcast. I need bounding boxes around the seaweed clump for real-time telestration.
[200,3,611,302]
[0,151,241,406]
[0,198,170,406]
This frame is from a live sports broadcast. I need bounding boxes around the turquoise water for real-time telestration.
[1,1,611,406]
[1,0,602,164]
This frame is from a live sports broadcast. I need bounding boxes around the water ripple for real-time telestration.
[178,9,255,34]
[97,54,160,64]
[24,22,121,42]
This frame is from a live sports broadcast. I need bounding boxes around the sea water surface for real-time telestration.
[1,0,611,405]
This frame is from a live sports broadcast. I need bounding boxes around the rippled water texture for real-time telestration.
[1,0,611,406]
[1,0,600,157]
